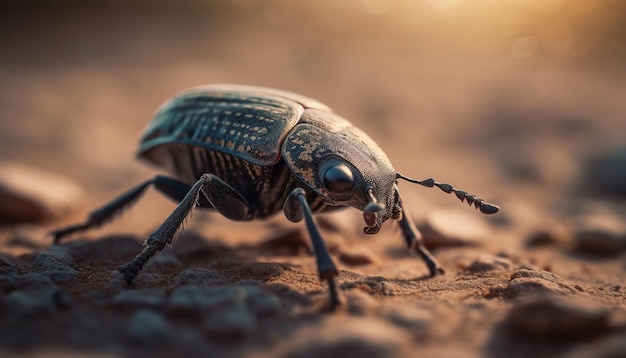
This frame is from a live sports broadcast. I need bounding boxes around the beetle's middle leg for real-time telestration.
[284,188,340,310]
[396,190,444,276]
[118,173,250,284]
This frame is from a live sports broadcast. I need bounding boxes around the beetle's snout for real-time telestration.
[363,187,385,235]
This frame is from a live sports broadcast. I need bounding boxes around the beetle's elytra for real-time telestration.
[52,84,499,309]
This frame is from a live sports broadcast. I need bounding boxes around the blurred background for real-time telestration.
[1,0,625,226]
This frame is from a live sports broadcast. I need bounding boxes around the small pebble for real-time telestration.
[337,245,379,266]
[203,299,256,342]
[525,222,569,247]
[126,309,172,344]
[505,269,577,300]
[571,212,626,256]
[0,162,84,222]
[418,209,490,248]
[31,248,78,283]
[463,253,513,273]
[579,147,626,197]
[503,297,611,340]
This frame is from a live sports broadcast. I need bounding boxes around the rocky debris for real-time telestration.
[463,253,513,273]
[418,209,491,248]
[571,213,626,256]
[0,162,84,223]
[1,285,72,320]
[169,284,283,317]
[168,284,284,341]
[175,268,231,285]
[503,297,612,341]
[31,247,79,283]
[505,269,577,300]
[0,253,20,275]
[126,309,172,344]
[525,222,570,247]
[0,273,55,292]
[579,147,626,198]
[283,316,411,358]
[337,244,379,266]
[379,303,435,333]
[344,289,378,314]
[112,289,168,309]
[203,298,256,342]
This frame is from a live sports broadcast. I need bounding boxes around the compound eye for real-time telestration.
[323,164,354,194]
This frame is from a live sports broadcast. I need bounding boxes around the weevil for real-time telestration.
[52,84,499,309]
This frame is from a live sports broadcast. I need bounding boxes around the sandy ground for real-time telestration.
[1,1,625,357]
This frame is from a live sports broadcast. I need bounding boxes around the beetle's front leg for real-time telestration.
[118,174,250,284]
[396,190,444,276]
[284,188,340,310]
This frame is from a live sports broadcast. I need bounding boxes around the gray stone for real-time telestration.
[247,289,282,318]
[505,269,577,300]
[32,248,75,270]
[112,289,168,308]
[580,147,626,197]
[175,268,231,285]
[0,162,84,222]
[169,285,246,313]
[203,300,256,342]
[1,285,72,320]
[31,248,78,283]
[126,309,172,344]
[503,297,611,340]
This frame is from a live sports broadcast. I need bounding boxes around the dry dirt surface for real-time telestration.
[1,1,625,357]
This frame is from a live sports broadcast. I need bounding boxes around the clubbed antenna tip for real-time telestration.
[396,173,500,214]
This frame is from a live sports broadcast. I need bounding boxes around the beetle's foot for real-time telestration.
[414,245,444,277]
[49,222,94,244]
[118,262,140,285]
[326,277,342,312]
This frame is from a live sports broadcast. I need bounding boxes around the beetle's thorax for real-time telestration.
[282,109,397,231]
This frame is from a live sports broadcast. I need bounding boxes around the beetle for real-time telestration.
[52,84,499,309]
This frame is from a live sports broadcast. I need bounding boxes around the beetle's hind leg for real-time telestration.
[284,188,341,310]
[51,175,212,244]
[118,174,250,285]
[51,179,155,243]
[396,190,444,276]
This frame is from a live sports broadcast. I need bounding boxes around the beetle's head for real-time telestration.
[315,153,398,234]
[282,114,399,234]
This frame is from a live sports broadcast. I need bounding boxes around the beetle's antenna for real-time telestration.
[395,173,500,214]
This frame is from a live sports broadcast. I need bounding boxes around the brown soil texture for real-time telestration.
[1,2,626,357]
